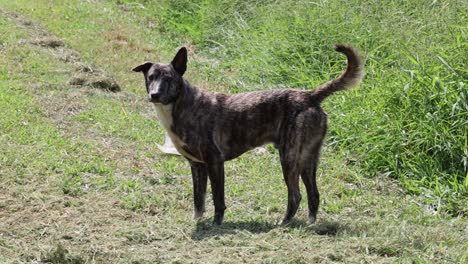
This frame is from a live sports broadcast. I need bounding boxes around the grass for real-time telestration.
[0,0,467,263]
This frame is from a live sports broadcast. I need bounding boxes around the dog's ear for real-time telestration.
[132,62,153,73]
[171,47,187,76]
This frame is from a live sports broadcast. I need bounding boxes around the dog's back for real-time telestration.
[192,44,363,161]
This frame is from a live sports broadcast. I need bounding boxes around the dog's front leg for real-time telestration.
[190,161,208,219]
[207,162,226,225]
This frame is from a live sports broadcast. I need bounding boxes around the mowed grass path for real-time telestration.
[0,1,466,263]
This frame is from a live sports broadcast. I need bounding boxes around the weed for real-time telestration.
[62,175,84,196]
[41,244,84,264]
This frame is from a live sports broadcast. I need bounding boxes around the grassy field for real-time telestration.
[0,0,466,263]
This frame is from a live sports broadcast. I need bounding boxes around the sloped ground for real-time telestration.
[0,1,466,263]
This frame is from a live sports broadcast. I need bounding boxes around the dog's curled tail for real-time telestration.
[312,44,364,103]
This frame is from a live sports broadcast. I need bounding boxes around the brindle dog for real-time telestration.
[133,45,363,225]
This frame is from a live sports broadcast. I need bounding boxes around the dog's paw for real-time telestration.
[193,210,204,220]
[213,213,224,225]
[308,216,316,225]
[280,218,292,226]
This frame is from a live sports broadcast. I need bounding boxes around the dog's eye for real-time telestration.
[148,73,158,81]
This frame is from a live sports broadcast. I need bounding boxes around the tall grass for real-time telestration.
[118,0,467,214]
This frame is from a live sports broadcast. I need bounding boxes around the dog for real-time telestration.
[133,44,363,225]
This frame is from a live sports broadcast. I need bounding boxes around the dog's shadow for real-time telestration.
[191,218,343,240]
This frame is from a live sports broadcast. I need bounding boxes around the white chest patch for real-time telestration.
[153,104,203,163]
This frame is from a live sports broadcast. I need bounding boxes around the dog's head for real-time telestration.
[133,47,187,105]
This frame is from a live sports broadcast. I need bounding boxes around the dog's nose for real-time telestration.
[149,93,161,102]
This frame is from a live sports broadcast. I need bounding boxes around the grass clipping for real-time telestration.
[68,71,120,92]
[13,12,121,92]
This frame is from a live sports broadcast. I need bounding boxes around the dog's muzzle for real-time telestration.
[148,93,162,103]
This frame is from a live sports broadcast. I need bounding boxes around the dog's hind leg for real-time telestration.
[207,162,226,225]
[300,139,324,224]
[190,162,208,219]
[279,147,302,224]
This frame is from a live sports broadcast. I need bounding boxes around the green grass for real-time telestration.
[0,0,467,263]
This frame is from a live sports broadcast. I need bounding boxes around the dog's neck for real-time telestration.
[153,80,205,163]
[155,79,199,129]
[174,79,202,112]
